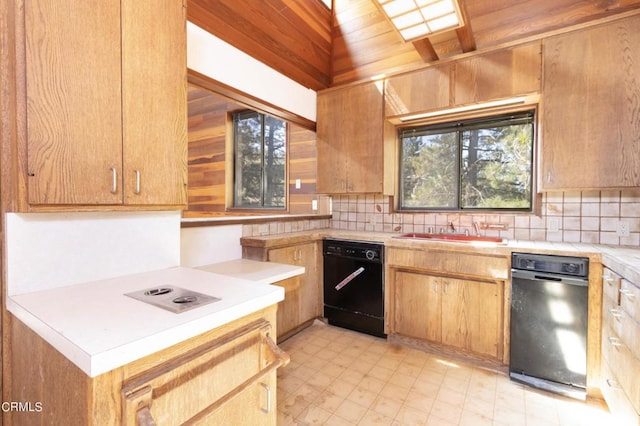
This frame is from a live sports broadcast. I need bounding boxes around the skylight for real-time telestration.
[376,0,464,42]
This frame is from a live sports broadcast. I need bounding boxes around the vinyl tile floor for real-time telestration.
[276,322,614,426]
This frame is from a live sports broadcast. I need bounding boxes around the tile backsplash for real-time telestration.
[330,190,640,247]
[242,218,331,237]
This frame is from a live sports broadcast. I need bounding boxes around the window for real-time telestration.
[399,110,535,211]
[233,111,287,209]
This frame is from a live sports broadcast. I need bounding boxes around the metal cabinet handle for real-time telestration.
[606,378,622,390]
[110,167,118,194]
[134,169,141,194]
[609,308,623,318]
[620,288,636,299]
[608,336,624,347]
[260,382,271,413]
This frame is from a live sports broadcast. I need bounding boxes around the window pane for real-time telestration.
[461,121,532,209]
[233,111,287,209]
[235,113,262,207]
[263,116,286,208]
[398,110,534,211]
[400,131,458,208]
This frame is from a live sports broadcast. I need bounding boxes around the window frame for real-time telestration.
[397,109,536,212]
[232,110,288,210]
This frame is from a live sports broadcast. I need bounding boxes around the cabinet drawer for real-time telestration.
[602,294,623,339]
[602,325,640,413]
[621,279,640,323]
[387,248,508,279]
[122,320,287,425]
[603,267,622,303]
[601,359,640,426]
[619,309,640,361]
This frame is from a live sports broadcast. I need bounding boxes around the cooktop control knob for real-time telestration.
[563,263,578,274]
[365,250,376,261]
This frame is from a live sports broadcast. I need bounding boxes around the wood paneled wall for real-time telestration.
[289,124,318,214]
[185,87,229,215]
[184,85,319,217]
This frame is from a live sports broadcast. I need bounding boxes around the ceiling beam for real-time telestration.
[413,38,439,62]
[456,0,476,52]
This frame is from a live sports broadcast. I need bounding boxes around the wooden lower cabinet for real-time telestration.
[393,270,504,361]
[7,306,287,426]
[600,267,640,425]
[246,241,321,341]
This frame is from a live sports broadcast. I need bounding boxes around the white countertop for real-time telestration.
[196,259,305,284]
[7,266,287,378]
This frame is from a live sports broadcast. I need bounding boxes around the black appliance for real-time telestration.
[510,252,589,400]
[323,239,385,338]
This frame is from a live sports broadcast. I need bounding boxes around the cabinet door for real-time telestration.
[25,0,123,205]
[441,277,501,358]
[268,243,320,338]
[202,372,277,425]
[317,89,350,193]
[541,15,640,190]
[454,41,541,105]
[273,277,301,338]
[122,0,188,205]
[268,246,302,338]
[393,271,441,342]
[298,242,321,323]
[121,320,286,425]
[317,82,385,193]
[385,64,451,117]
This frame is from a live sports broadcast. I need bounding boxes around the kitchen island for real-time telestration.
[6,264,300,425]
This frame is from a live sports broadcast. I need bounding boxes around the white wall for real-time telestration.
[5,211,181,295]
[180,225,243,267]
[186,22,317,122]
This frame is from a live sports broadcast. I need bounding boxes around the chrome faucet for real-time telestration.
[472,222,481,236]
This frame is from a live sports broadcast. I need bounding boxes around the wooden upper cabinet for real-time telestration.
[453,41,542,105]
[385,64,452,117]
[317,82,394,194]
[383,42,541,120]
[541,15,640,190]
[122,0,188,206]
[25,0,187,207]
[25,0,123,205]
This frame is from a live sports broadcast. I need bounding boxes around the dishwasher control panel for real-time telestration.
[323,239,384,263]
[511,252,589,278]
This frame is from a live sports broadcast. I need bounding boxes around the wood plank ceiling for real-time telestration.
[188,0,640,90]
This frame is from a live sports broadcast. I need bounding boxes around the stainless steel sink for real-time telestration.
[125,286,221,313]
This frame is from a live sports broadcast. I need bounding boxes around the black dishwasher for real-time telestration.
[510,252,589,400]
[323,239,385,338]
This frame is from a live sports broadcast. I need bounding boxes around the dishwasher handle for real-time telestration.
[511,269,589,287]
